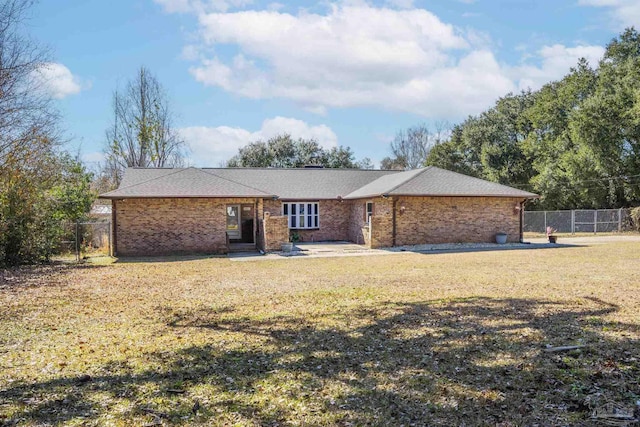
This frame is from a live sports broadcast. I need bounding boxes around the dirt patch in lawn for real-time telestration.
[1,243,639,426]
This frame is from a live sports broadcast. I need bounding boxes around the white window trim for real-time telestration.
[365,201,373,225]
[282,202,320,229]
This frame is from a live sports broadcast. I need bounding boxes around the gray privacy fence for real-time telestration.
[524,209,629,234]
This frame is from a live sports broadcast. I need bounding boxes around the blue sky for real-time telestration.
[29,0,639,168]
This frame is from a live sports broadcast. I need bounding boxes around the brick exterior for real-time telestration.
[113,195,524,256]
[348,201,370,246]
[264,199,351,243]
[114,197,258,256]
[393,196,522,245]
[262,214,289,251]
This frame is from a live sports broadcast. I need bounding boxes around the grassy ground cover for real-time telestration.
[1,241,639,426]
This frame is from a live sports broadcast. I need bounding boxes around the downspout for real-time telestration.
[111,199,118,257]
[392,197,398,247]
[519,199,525,243]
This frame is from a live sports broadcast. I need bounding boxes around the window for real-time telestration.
[283,202,319,229]
[365,201,374,224]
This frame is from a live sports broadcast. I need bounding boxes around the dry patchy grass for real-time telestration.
[1,242,639,426]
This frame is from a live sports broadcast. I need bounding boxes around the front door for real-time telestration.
[240,204,254,243]
[226,205,241,240]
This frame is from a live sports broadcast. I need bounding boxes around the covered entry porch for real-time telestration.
[226,203,258,252]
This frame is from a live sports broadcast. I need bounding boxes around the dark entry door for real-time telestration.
[240,204,254,243]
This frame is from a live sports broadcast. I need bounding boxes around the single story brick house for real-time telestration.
[99,166,537,256]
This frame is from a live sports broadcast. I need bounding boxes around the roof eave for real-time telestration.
[344,193,538,200]
[387,192,539,198]
[98,194,274,200]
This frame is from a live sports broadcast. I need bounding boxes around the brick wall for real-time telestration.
[394,196,522,245]
[114,195,524,255]
[264,199,351,243]
[262,214,289,251]
[348,201,368,246]
[114,197,257,256]
[255,199,265,251]
[370,215,394,248]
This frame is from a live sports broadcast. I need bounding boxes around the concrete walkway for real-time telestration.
[228,240,546,262]
[228,235,640,262]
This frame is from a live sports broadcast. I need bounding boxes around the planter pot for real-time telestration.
[495,233,508,244]
[281,243,293,253]
[548,236,557,244]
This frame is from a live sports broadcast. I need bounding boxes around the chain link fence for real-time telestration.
[61,221,111,261]
[524,208,630,234]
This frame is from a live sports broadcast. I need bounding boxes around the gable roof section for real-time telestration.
[100,167,273,199]
[345,166,537,199]
[208,168,395,199]
[100,166,538,200]
[342,168,425,199]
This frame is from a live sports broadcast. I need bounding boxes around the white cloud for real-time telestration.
[385,0,414,9]
[173,3,606,119]
[33,63,84,99]
[511,44,605,91]
[180,117,338,166]
[154,0,252,13]
[578,0,640,29]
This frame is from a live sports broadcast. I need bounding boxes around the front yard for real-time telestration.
[1,241,639,426]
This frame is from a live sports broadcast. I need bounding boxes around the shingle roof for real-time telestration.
[100,168,273,199]
[344,167,537,199]
[207,168,394,199]
[99,166,538,199]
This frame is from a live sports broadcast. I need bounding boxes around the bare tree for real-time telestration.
[383,123,451,170]
[0,0,58,169]
[103,66,187,187]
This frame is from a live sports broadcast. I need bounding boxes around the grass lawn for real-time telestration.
[1,242,639,426]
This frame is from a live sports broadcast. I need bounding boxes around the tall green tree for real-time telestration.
[569,28,640,208]
[227,134,362,168]
[524,59,598,209]
[426,28,640,209]
[426,92,535,186]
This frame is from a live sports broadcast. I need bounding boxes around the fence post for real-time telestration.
[571,210,575,234]
[618,208,622,232]
[593,210,597,234]
[108,221,112,257]
[544,211,547,233]
[75,221,80,263]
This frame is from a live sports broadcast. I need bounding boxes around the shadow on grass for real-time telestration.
[383,242,583,256]
[0,263,107,291]
[1,297,639,425]
[114,254,225,264]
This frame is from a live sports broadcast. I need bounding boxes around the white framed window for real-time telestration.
[282,202,319,229]
[365,201,374,224]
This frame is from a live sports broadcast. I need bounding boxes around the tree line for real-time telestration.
[420,29,640,210]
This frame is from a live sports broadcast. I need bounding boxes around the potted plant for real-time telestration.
[495,232,508,244]
[282,231,300,253]
[289,231,301,244]
[546,226,558,244]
